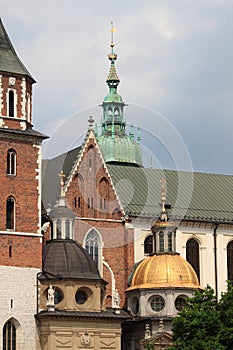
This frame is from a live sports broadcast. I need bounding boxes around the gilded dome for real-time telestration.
[127,253,200,291]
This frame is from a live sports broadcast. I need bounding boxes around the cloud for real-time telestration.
[1,0,233,174]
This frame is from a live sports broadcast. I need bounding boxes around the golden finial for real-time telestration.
[160,177,166,214]
[108,21,117,61]
[110,21,116,48]
[59,170,66,196]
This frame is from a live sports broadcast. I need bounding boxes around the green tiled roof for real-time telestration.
[0,18,35,80]
[107,165,233,223]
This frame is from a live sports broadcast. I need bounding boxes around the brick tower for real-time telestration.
[0,18,46,349]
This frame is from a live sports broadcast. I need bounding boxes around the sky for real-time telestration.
[1,0,233,174]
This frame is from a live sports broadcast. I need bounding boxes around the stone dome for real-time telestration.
[127,253,200,291]
[40,239,105,282]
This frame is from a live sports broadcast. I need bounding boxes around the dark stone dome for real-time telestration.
[40,239,104,282]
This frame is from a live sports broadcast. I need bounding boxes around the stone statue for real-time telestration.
[48,285,55,305]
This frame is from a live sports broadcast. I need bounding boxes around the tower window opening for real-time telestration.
[56,219,62,239]
[65,219,70,239]
[144,235,153,255]
[159,231,165,252]
[6,197,15,230]
[8,90,15,118]
[168,231,173,252]
[7,149,16,175]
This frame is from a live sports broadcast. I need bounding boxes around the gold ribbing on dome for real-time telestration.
[126,253,200,291]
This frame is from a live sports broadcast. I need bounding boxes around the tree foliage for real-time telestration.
[169,284,233,350]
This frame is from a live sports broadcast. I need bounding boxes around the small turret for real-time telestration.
[97,22,142,167]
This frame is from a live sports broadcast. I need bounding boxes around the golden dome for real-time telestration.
[127,253,200,291]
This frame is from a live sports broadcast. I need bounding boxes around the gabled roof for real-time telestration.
[107,165,233,223]
[42,145,233,223]
[0,18,35,81]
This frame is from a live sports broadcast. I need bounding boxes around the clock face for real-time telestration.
[75,290,87,304]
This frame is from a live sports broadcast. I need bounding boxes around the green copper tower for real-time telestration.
[97,23,142,167]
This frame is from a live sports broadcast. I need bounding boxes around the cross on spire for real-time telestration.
[59,170,66,196]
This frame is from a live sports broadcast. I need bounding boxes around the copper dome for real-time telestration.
[40,239,105,282]
[127,253,200,291]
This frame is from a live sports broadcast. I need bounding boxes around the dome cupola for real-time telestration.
[97,23,142,167]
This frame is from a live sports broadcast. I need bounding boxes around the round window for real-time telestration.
[75,290,87,305]
[150,295,165,312]
[54,288,63,304]
[175,296,187,311]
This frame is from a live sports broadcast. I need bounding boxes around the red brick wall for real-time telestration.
[1,73,33,127]
[66,136,135,307]
[0,135,40,233]
[0,234,42,268]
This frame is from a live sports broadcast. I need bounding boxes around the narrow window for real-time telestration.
[103,198,106,210]
[9,245,12,258]
[74,197,77,208]
[159,231,164,252]
[168,231,173,252]
[65,219,70,239]
[88,197,90,209]
[85,230,101,267]
[56,219,62,239]
[7,149,16,175]
[3,320,16,350]
[8,90,15,118]
[6,197,15,230]
[144,235,153,255]
[78,197,81,208]
[91,197,94,209]
[186,238,200,281]
[100,198,102,209]
[227,241,233,281]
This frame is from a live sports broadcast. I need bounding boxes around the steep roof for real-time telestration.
[42,146,81,210]
[0,18,35,81]
[107,165,233,223]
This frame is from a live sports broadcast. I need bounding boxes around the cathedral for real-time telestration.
[1,18,233,350]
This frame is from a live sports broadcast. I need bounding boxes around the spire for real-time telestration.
[0,18,35,81]
[160,177,168,222]
[97,23,143,167]
[107,22,120,87]
[59,170,66,197]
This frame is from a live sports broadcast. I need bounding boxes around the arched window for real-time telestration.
[7,149,16,175]
[85,230,102,269]
[227,241,233,281]
[99,177,109,213]
[56,219,61,239]
[65,219,70,239]
[167,231,173,252]
[144,235,153,254]
[8,90,15,118]
[159,231,164,252]
[186,238,200,281]
[3,320,16,350]
[6,196,15,230]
